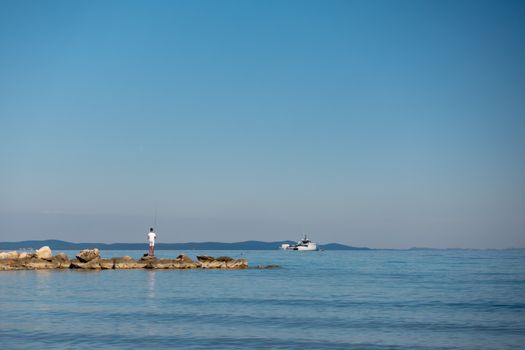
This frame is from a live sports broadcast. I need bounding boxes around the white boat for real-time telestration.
[280,235,318,251]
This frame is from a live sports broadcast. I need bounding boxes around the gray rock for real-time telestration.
[256,265,280,269]
[76,249,100,263]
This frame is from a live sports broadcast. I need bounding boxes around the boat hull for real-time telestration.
[281,243,317,251]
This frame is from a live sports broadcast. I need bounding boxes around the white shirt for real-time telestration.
[148,232,156,243]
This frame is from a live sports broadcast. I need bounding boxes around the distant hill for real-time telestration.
[0,239,369,251]
[321,243,370,250]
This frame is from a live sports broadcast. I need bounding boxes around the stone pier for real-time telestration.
[0,247,248,271]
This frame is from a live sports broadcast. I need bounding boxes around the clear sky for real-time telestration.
[0,0,524,248]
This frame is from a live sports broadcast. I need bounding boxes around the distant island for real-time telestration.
[0,240,371,251]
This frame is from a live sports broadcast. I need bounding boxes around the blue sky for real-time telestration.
[0,0,524,248]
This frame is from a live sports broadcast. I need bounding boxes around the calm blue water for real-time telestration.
[1,249,525,349]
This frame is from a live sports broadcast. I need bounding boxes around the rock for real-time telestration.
[196,255,215,262]
[18,252,33,259]
[200,260,226,269]
[51,253,71,268]
[198,258,248,269]
[226,259,248,269]
[83,258,102,269]
[0,252,70,270]
[117,256,133,261]
[25,257,60,269]
[76,249,100,263]
[256,265,280,269]
[68,259,81,268]
[139,255,157,262]
[70,257,102,269]
[54,252,68,261]
[113,256,146,269]
[182,262,200,269]
[0,251,19,260]
[176,254,193,263]
[215,256,234,262]
[100,259,114,269]
[113,256,133,269]
[148,259,178,269]
[0,258,22,270]
[36,246,52,260]
[148,259,200,269]
[0,249,252,271]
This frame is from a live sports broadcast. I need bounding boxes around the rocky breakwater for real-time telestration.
[0,246,71,270]
[196,255,249,269]
[0,247,248,271]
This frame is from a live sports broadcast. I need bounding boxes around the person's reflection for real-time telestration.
[148,270,156,299]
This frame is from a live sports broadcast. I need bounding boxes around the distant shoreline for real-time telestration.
[1,240,523,251]
[0,239,370,251]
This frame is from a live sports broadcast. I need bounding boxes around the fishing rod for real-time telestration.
[153,205,158,232]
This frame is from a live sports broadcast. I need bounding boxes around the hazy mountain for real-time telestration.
[0,240,368,251]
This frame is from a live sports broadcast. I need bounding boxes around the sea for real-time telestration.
[1,249,524,349]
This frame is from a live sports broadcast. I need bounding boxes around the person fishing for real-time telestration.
[147,228,157,256]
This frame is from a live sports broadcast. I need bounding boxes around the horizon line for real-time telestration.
[0,239,524,250]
